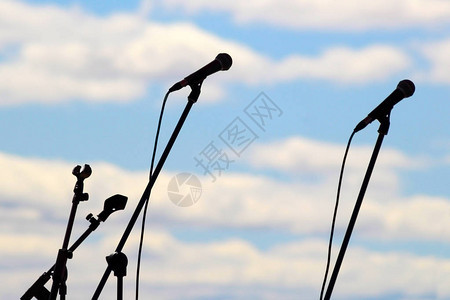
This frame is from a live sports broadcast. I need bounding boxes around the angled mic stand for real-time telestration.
[324,113,391,300]
[20,194,127,300]
[92,82,203,300]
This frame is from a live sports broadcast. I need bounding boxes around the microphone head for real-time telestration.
[397,79,415,98]
[216,53,232,71]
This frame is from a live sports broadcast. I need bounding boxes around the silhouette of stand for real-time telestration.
[20,194,127,300]
[49,165,92,300]
[106,252,128,300]
[92,82,203,299]
[324,114,391,300]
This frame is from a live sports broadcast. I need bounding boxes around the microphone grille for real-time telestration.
[397,79,415,98]
[216,53,233,71]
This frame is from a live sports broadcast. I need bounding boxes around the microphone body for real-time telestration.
[354,79,415,132]
[169,53,232,92]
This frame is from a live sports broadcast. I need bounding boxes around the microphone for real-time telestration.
[354,79,415,132]
[168,53,232,92]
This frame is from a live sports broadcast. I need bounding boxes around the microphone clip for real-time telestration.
[187,80,203,103]
[354,111,391,135]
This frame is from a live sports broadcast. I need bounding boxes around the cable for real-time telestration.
[135,91,170,300]
[319,130,355,300]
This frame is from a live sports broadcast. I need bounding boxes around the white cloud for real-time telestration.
[240,137,450,241]
[132,232,450,299]
[0,136,447,242]
[275,46,411,83]
[0,1,413,106]
[244,136,425,176]
[5,228,450,299]
[0,1,234,104]
[226,45,410,85]
[418,39,450,84]
[1,149,449,298]
[161,0,450,31]
[362,195,450,241]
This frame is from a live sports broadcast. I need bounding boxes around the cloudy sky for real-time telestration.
[1,0,449,299]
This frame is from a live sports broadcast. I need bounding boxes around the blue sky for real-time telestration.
[1,0,449,299]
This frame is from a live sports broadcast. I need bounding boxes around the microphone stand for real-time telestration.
[20,194,127,300]
[324,113,391,300]
[92,82,203,300]
[49,165,92,300]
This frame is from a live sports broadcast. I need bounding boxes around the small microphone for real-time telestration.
[168,53,232,92]
[354,79,415,132]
